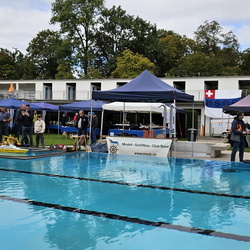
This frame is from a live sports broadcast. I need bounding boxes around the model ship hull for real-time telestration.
[0,145,28,153]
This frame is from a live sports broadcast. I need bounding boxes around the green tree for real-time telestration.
[26,29,72,79]
[94,5,134,76]
[111,49,155,78]
[193,20,241,75]
[159,32,195,76]
[94,5,159,77]
[51,0,104,76]
[169,51,223,77]
[0,48,20,79]
[240,49,250,75]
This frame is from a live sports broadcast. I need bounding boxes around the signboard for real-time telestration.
[106,136,172,157]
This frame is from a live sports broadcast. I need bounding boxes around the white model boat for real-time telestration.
[0,144,28,153]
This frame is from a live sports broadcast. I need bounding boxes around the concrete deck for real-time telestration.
[172,136,250,162]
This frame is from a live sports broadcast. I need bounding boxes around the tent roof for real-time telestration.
[102,102,185,114]
[102,102,169,113]
[59,100,106,112]
[92,70,194,103]
[34,102,59,111]
[0,98,40,110]
[223,94,250,115]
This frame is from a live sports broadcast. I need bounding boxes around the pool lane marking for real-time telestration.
[0,168,250,200]
[1,195,250,243]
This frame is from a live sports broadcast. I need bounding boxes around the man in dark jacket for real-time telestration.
[75,110,89,145]
[14,104,26,140]
[21,104,34,146]
[230,112,248,162]
[0,106,12,143]
[90,112,98,144]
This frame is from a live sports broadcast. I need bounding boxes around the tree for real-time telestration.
[0,48,21,79]
[193,20,241,75]
[94,5,163,77]
[26,29,72,79]
[111,49,155,78]
[240,49,250,75]
[94,5,134,76]
[169,52,223,77]
[159,32,195,76]
[50,0,104,76]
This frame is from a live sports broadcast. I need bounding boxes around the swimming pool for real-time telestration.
[0,152,250,249]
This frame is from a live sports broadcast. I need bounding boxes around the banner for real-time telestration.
[106,136,172,157]
[204,90,241,118]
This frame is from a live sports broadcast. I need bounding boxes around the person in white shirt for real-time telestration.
[34,114,46,147]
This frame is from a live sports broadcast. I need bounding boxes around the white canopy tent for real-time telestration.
[101,102,176,137]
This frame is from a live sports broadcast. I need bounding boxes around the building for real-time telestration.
[1,76,250,136]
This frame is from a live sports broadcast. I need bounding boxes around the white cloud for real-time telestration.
[106,0,250,50]
[0,0,249,54]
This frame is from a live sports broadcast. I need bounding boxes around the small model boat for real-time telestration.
[0,144,28,153]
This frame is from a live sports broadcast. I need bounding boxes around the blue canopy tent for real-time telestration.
[59,100,106,112]
[92,70,194,103]
[34,102,59,111]
[0,98,41,130]
[92,70,194,138]
[0,98,41,110]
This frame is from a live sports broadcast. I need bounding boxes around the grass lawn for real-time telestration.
[43,133,76,146]
[19,133,76,146]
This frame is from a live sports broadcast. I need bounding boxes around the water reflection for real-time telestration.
[1,154,250,249]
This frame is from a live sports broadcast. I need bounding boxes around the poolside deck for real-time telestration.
[173,136,250,162]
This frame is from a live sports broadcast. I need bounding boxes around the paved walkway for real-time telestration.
[173,136,250,162]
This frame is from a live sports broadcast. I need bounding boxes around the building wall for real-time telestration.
[1,76,250,136]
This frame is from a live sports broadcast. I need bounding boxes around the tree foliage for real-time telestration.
[50,0,104,76]
[111,49,155,78]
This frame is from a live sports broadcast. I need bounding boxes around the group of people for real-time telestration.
[75,110,98,145]
[0,104,46,147]
[2,103,247,160]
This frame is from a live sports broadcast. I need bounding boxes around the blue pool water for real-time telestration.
[0,152,250,249]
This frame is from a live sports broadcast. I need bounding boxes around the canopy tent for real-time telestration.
[102,102,169,113]
[223,94,250,115]
[93,70,193,138]
[34,102,59,111]
[101,102,169,135]
[101,102,186,136]
[0,98,40,110]
[92,70,194,103]
[59,99,106,112]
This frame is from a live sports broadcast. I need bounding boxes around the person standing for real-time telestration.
[0,106,12,143]
[90,112,98,144]
[14,104,26,140]
[21,104,34,147]
[75,110,89,145]
[34,114,46,147]
[230,112,248,162]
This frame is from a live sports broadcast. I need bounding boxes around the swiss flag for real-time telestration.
[204,90,215,99]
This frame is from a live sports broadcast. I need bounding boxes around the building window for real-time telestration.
[239,80,250,97]
[66,83,76,100]
[91,82,101,91]
[117,82,127,88]
[173,81,185,91]
[204,81,218,90]
[43,83,52,100]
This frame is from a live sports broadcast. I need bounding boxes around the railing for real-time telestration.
[0,89,249,102]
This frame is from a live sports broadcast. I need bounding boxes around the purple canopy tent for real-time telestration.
[223,94,250,115]
[34,102,59,111]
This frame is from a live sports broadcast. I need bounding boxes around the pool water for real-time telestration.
[0,153,250,249]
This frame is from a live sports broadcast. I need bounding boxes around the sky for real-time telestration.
[1,0,250,54]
